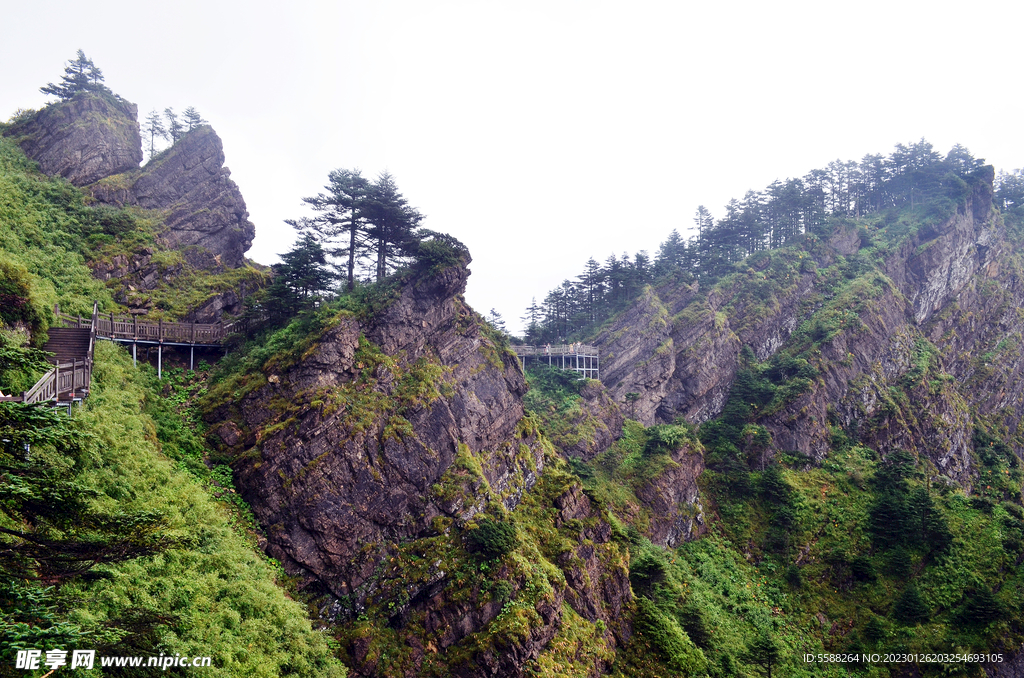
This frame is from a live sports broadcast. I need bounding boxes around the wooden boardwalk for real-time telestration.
[4,303,239,406]
[513,344,600,379]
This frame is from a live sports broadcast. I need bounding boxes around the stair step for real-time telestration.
[43,328,92,364]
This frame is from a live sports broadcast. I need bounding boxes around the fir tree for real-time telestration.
[141,110,168,159]
[743,631,782,678]
[362,171,424,281]
[289,168,372,291]
[40,49,111,100]
[261,233,334,325]
[164,107,184,142]
[183,106,208,131]
[893,584,929,625]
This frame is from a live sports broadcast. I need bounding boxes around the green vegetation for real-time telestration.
[334,457,627,678]
[9,73,1024,677]
[522,138,986,344]
[0,133,344,674]
[1,344,345,676]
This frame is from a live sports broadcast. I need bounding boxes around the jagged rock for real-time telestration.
[593,287,678,425]
[6,91,253,271]
[343,480,631,678]
[90,126,255,268]
[535,379,624,461]
[634,443,706,546]
[594,171,1000,482]
[226,264,542,601]
[988,648,1024,678]
[3,92,142,185]
[568,381,624,459]
[130,126,254,268]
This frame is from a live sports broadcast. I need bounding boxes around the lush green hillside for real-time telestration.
[0,135,345,676]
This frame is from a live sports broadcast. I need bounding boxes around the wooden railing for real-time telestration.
[11,301,245,405]
[22,358,92,404]
[55,305,233,344]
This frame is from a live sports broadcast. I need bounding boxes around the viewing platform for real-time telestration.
[513,344,599,380]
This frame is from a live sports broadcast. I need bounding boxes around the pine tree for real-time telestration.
[521,297,542,342]
[141,110,168,159]
[183,106,208,131]
[893,584,929,625]
[289,168,372,291]
[486,309,507,334]
[164,107,184,142]
[40,50,111,100]
[958,588,1003,627]
[576,258,604,324]
[655,229,686,277]
[261,233,334,325]
[362,171,424,281]
[743,631,782,678]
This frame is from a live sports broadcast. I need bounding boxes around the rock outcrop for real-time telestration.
[3,93,143,186]
[213,262,634,677]
[4,93,254,270]
[222,263,540,600]
[594,169,1002,482]
[344,478,632,678]
[90,126,255,268]
[633,443,706,547]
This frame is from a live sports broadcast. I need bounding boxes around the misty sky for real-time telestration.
[3,1,1022,333]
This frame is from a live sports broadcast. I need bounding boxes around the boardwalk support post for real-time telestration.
[158,318,163,380]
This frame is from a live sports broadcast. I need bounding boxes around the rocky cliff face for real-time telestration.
[222,265,535,600]
[3,93,142,185]
[212,263,633,677]
[90,126,255,268]
[5,93,254,271]
[634,443,706,547]
[595,170,1003,483]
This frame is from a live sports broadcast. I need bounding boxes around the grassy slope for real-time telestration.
[0,132,344,676]
[62,342,345,677]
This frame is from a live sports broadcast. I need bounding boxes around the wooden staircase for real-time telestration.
[43,328,92,365]
[1,304,98,406]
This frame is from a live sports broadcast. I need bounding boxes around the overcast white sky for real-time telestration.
[3,1,1023,333]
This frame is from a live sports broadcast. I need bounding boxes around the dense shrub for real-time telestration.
[466,518,518,560]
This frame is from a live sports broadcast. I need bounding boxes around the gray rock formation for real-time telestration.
[594,169,1003,484]
[5,92,254,270]
[218,263,540,600]
[90,126,255,268]
[3,93,142,185]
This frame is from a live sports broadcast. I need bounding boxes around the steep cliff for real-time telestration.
[90,125,255,269]
[5,92,254,273]
[595,168,1002,484]
[2,92,142,185]
[211,263,632,677]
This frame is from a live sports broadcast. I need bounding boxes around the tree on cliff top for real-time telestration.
[142,110,168,159]
[363,171,425,281]
[289,168,372,292]
[40,49,112,101]
[183,106,208,131]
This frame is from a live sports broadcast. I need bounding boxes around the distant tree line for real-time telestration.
[522,139,995,343]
